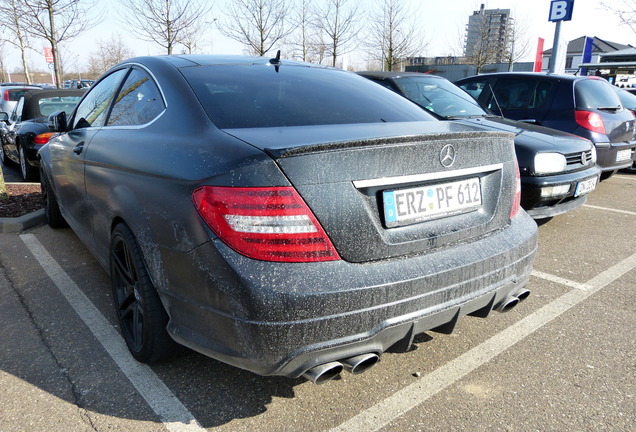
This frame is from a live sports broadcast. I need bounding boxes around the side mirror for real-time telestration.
[0,112,8,123]
[48,111,68,132]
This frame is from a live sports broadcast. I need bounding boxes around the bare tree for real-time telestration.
[505,16,532,71]
[22,0,97,87]
[285,0,316,61]
[602,1,636,34]
[119,0,212,55]
[219,0,291,56]
[0,0,33,83]
[0,42,7,82]
[365,0,428,71]
[315,0,361,67]
[86,35,135,76]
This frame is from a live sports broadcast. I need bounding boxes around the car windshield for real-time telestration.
[392,76,488,118]
[181,64,434,129]
[575,79,623,110]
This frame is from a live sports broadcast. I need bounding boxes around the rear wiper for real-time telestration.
[597,105,621,112]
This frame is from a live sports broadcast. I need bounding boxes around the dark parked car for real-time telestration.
[456,73,636,179]
[0,89,84,181]
[359,72,601,219]
[39,55,537,384]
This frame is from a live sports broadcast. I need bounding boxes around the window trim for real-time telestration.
[105,65,167,129]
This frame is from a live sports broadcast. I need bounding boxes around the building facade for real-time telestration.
[465,4,512,63]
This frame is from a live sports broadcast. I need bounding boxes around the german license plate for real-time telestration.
[574,176,597,197]
[383,178,482,227]
[616,149,632,162]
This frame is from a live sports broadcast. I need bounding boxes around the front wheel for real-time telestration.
[110,223,178,363]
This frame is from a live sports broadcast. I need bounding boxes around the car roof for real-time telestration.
[358,71,446,80]
[458,72,591,82]
[114,54,336,71]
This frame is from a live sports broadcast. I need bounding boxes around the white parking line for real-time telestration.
[583,204,636,217]
[329,252,636,432]
[531,270,594,291]
[20,234,205,432]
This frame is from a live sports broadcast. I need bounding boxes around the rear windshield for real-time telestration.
[38,96,83,116]
[575,79,622,110]
[5,89,32,101]
[181,64,434,129]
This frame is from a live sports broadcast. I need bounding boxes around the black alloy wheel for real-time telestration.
[40,168,67,228]
[110,223,177,363]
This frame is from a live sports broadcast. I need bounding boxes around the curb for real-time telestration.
[0,209,46,233]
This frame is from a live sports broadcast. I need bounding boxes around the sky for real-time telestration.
[5,0,636,75]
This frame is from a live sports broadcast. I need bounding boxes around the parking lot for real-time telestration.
[0,171,634,431]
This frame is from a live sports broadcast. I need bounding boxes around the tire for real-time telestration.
[40,168,68,228]
[110,223,178,363]
[19,145,39,182]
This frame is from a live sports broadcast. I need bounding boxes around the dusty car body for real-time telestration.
[39,55,537,383]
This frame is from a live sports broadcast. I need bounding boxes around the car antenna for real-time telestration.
[488,83,504,118]
[269,50,281,72]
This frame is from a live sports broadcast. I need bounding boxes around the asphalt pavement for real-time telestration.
[0,171,634,431]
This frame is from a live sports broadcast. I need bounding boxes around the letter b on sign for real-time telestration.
[549,0,574,22]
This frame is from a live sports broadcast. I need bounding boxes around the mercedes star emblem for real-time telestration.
[440,144,456,168]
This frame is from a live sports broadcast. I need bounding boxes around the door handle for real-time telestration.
[73,142,85,155]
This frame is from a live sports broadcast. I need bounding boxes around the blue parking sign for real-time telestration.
[549,0,575,22]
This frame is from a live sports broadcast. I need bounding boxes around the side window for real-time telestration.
[107,68,165,126]
[72,68,128,129]
[10,98,24,123]
[489,79,553,111]
[458,80,488,100]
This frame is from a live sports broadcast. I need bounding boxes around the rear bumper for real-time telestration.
[594,141,636,172]
[521,165,601,219]
[159,211,538,377]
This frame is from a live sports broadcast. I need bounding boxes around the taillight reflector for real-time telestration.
[575,110,606,134]
[510,160,521,219]
[192,186,340,262]
[33,132,55,144]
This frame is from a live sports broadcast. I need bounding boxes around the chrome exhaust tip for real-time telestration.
[342,353,380,375]
[495,296,519,313]
[302,362,344,384]
[515,289,531,302]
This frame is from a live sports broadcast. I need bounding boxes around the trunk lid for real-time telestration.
[224,122,517,263]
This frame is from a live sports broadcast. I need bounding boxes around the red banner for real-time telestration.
[534,38,545,72]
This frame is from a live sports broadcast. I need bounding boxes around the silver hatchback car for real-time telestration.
[0,84,41,115]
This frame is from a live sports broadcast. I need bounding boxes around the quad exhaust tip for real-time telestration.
[303,353,380,384]
[303,361,344,385]
[495,289,531,313]
[342,353,380,375]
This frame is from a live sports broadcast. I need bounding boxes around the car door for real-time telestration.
[49,68,129,243]
[83,66,167,255]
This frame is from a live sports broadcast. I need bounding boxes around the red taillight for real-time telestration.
[192,186,340,262]
[510,161,521,219]
[3,90,9,101]
[575,110,606,134]
[33,132,55,144]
